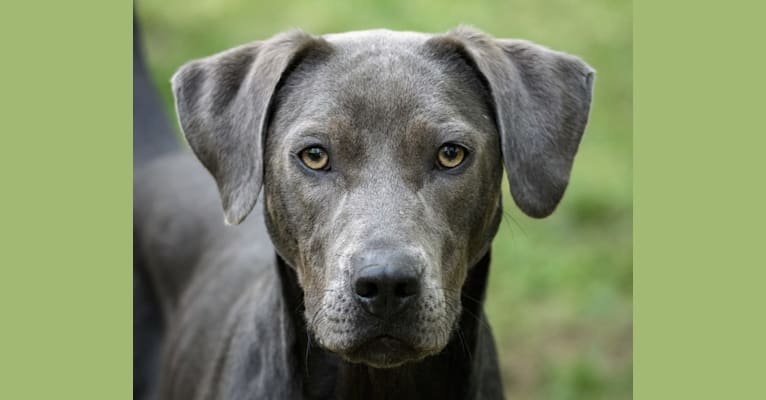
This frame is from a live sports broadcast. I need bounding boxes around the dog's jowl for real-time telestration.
[134,25,593,400]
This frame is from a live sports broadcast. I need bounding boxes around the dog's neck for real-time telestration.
[275,251,494,400]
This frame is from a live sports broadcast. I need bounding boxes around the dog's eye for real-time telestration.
[436,144,467,169]
[300,146,330,170]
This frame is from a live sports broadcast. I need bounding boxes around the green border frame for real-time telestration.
[2,0,765,398]
[0,1,131,398]
[634,0,766,398]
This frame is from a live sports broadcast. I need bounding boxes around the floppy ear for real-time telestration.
[435,27,595,218]
[171,31,329,225]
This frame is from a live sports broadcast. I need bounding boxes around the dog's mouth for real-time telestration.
[341,334,427,368]
[309,286,458,368]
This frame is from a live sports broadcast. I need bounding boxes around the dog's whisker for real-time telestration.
[305,331,312,375]
[456,328,472,361]
[501,210,527,239]
[458,305,492,333]
[460,293,484,307]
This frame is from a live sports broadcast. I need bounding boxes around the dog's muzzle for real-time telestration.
[333,248,437,367]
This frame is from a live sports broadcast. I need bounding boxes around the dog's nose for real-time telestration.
[352,252,420,319]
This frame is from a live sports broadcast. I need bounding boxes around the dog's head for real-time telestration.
[172,27,593,368]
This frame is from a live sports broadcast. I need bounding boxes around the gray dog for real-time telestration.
[133,23,594,400]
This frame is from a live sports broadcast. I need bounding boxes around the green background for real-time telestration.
[1,0,765,399]
[137,0,632,398]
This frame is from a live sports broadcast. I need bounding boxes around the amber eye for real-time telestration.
[436,144,467,169]
[300,146,330,170]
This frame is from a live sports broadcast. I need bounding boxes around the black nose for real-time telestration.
[352,252,420,319]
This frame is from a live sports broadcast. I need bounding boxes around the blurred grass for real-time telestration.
[137,0,632,398]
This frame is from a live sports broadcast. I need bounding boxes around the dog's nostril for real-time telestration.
[394,277,418,298]
[355,278,379,299]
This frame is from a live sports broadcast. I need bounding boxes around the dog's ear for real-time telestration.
[172,31,329,225]
[429,27,595,218]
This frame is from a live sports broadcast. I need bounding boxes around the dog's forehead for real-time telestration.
[269,28,499,165]
[275,29,491,135]
[314,29,451,82]
[316,29,442,83]
[321,29,432,49]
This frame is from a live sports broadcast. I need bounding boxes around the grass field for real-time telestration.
[137,0,632,398]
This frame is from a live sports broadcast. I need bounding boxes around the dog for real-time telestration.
[133,20,594,400]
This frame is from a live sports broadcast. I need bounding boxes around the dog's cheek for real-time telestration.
[412,285,455,351]
[264,189,296,260]
[445,162,503,268]
[295,236,328,296]
[264,161,328,265]
[262,155,304,264]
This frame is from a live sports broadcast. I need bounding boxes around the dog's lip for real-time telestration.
[339,333,424,368]
[345,333,413,352]
[369,334,412,348]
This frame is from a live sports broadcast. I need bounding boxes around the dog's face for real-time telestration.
[262,32,503,366]
[172,28,594,368]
